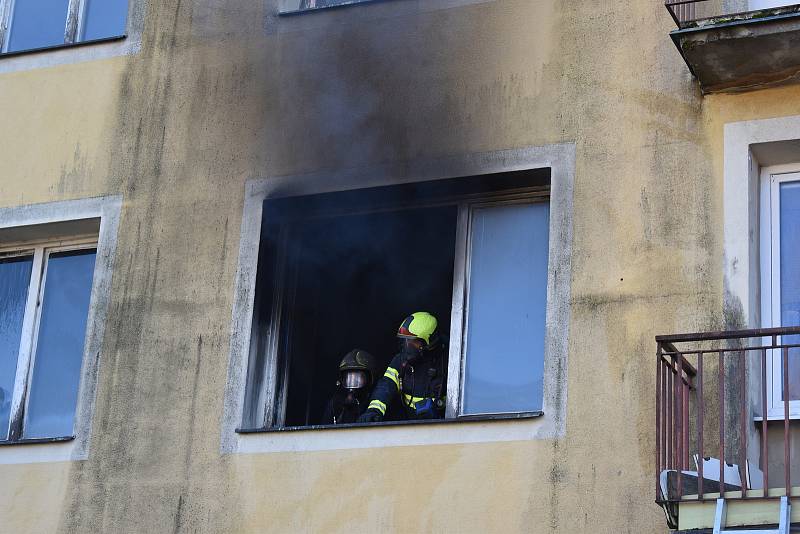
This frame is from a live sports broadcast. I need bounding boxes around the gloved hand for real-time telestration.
[357,409,383,423]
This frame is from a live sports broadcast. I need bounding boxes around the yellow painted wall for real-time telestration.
[2,0,800,532]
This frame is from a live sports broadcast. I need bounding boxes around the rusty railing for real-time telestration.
[665,0,800,29]
[665,0,698,28]
[656,326,800,511]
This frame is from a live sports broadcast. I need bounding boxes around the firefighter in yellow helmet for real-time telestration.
[357,312,446,423]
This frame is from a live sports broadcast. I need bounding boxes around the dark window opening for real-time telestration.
[282,207,456,427]
[243,168,551,430]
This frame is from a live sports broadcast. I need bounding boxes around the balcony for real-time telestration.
[666,1,800,93]
[656,327,800,531]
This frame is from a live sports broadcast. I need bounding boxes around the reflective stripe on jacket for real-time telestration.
[366,352,445,419]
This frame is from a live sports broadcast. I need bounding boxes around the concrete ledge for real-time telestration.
[671,10,800,93]
[678,488,800,530]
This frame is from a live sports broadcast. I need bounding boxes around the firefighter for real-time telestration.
[357,312,446,423]
[321,349,380,425]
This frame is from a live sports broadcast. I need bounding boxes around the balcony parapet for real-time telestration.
[665,1,800,93]
[655,326,800,530]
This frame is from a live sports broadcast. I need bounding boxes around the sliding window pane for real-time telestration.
[462,203,550,415]
[82,0,128,41]
[7,0,70,52]
[24,249,96,439]
[780,180,800,400]
[0,256,33,440]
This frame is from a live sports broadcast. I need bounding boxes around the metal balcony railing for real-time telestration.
[665,0,699,28]
[666,0,800,29]
[656,326,800,513]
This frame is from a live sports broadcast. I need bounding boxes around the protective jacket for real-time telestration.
[366,350,446,420]
[321,390,366,425]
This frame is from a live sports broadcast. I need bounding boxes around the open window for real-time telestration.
[240,169,551,430]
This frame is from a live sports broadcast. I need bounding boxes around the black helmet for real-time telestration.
[338,349,379,390]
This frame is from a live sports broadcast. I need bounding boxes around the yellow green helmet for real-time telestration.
[397,312,438,346]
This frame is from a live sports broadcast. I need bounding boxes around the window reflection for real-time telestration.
[24,249,96,439]
[780,181,800,400]
[462,203,550,415]
[8,0,71,52]
[83,0,128,41]
[0,256,32,440]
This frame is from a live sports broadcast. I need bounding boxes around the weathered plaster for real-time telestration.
[4,0,800,532]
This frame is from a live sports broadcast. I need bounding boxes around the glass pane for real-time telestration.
[780,181,800,400]
[24,249,96,439]
[0,256,33,440]
[82,0,128,41]
[462,203,550,415]
[7,0,70,52]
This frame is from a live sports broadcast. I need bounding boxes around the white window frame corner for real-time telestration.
[724,116,800,422]
[758,165,800,418]
[0,195,121,464]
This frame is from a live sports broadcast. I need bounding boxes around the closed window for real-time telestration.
[761,169,800,416]
[0,239,96,442]
[240,170,552,430]
[460,203,549,416]
[0,0,128,54]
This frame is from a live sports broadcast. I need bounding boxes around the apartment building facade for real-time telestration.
[1,0,800,532]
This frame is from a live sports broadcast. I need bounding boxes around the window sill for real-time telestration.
[0,35,125,59]
[236,411,543,433]
[278,0,387,16]
[0,436,74,446]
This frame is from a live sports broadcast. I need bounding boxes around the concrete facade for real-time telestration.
[2,0,800,532]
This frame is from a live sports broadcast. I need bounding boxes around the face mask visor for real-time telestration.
[398,336,426,355]
[342,370,368,390]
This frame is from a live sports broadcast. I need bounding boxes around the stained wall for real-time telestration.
[2,0,800,532]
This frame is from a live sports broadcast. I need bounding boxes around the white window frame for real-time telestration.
[251,192,549,428]
[222,144,574,454]
[0,0,128,54]
[1,237,97,442]
[448,196,550,418]
[759,164,800,418]
[0,196,121,464]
